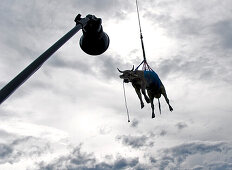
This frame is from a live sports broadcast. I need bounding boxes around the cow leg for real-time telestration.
[141,88,150,103]
[151,98,155,118]
[135,88,144,109]
[147,90,155,118]
[161,87,173,112]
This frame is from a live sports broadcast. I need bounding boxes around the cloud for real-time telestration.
[99,126,112,135]
[0,108,15,119]
[36,141,232,170]
[175,122,188,130]
[207,162,232,170]
[47,53,128,80]
[0,129,13,138]
[116,134,154,149]
[130,119,139,128]
[145,13,204,39]
[143,0,232,38]
[95,54,125,79]
[75,0,134,21]
[159,130,167,136]
[157,54,230,84]
[0,144,15,164]
[38,145,140,170]
[113,157,139,170]
[0,119,70,169]
[0,136,50,164]
[212,19,232,49]
[47,54,95,75]
[150,141,232,169]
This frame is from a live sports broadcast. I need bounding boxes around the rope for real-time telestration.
[122,81,130,122]
[135,0,147,62]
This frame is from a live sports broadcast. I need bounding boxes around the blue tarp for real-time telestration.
[144,71,162,89]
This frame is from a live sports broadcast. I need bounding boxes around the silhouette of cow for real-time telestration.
[118,66,173,118]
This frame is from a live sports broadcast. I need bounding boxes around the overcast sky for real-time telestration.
[0,0,232,169]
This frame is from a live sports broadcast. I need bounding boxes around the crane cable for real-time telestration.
[136,0,147,62]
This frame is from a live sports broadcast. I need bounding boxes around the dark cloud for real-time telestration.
[0,108,13,119]
[157,55,229,83]
[192,166,204,170]
[130,119,139,128]
[0,136,50,164]
[0,130,12,138]
[149,157,157,164]
[113,157,139,170]
[38,145,140,170]
[167,142,224,160]
[144,12,204,39]
[48,53,130,80]
[143,0,232,39]
[153,142,232,169]
[207,162,232,170]
[39,141,232,170]
[175,122,188,130]
[0,0,67,53]
[116,134,154,149]
[47,54,95,75]
[93,54,125,80]
[157,56,209,80]
[143,2,209,40]
[159,130,167,136]
[0,144,15,164]
[212,20,232,49]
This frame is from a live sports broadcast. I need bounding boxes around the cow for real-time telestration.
[117,66,173,118]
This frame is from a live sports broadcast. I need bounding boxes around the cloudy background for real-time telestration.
[0,0,232,169]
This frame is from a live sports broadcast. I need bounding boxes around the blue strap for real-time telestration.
[144,71,162,88]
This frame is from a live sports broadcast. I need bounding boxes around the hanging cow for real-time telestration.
[117,66,173,118]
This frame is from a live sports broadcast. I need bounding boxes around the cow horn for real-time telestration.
[131,65,134,71]
[117,68,123,73]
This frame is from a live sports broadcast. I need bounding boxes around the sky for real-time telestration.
[0,0,232,169]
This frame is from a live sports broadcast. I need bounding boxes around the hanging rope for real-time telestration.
[122,81,130,122]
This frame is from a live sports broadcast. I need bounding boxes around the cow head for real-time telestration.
[117,65,138,83]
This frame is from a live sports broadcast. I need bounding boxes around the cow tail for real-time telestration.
[158,98,161,114]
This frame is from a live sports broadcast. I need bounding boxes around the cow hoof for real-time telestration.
[169,105,173,112]
[141,103,144,109]
[152,114,155,118]
[145,98,150,103]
